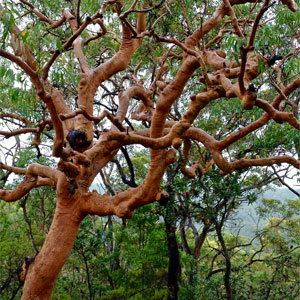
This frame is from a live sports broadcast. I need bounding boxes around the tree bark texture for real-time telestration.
[21,199,83,299]
[166,222,181,300]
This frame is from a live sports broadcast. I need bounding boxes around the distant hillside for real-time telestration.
[90,181,299,238]
[231,188,300,238]
[263,188,300,200]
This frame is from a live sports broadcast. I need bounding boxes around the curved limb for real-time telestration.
[0,128,39,139]
[0,162,27,175]
[19,0,67,28]
[256,98,300,130]
[74,11,147,141]
[0,54,66,159]
[119,85,154,123]
[0,176,37,202]
[0,48,36,78]
[42,12,100,80]
[82,148,176,218]
[0,163,61,202]
[211,152,300,175]
[60,108,125,132]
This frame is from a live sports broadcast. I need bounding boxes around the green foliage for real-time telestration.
[0,201,36,299]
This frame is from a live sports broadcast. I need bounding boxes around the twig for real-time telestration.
[21,195,39,254]
[270,166,300,197]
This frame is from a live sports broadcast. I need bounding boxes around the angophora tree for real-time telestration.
[0,0,299,298]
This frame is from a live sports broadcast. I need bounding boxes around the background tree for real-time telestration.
[0,0,300,299]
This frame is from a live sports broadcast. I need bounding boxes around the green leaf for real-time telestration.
[6,69,15,82]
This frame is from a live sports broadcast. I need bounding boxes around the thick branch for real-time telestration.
[63,9,91,73]
[19,0,67,28]
[256,98,300,130]
[238,0,272,95]
[74,12,146,141]
[42,11,99,80]
[0,127,39,139]
[217,76,300,150]
[218,154,300,175]
[60,108,125,132]
[0,48,36,78]
[0,162,26,175]
[119,85,154,124]
[194,223,211,259]
[82,148,176,218]
[222,0,244,38]
[0,176,37,202]
[0,113,33,126]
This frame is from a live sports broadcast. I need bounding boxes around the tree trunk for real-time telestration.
[215,223,232,300]
[21,203,83,300]
[165,216,181,300]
